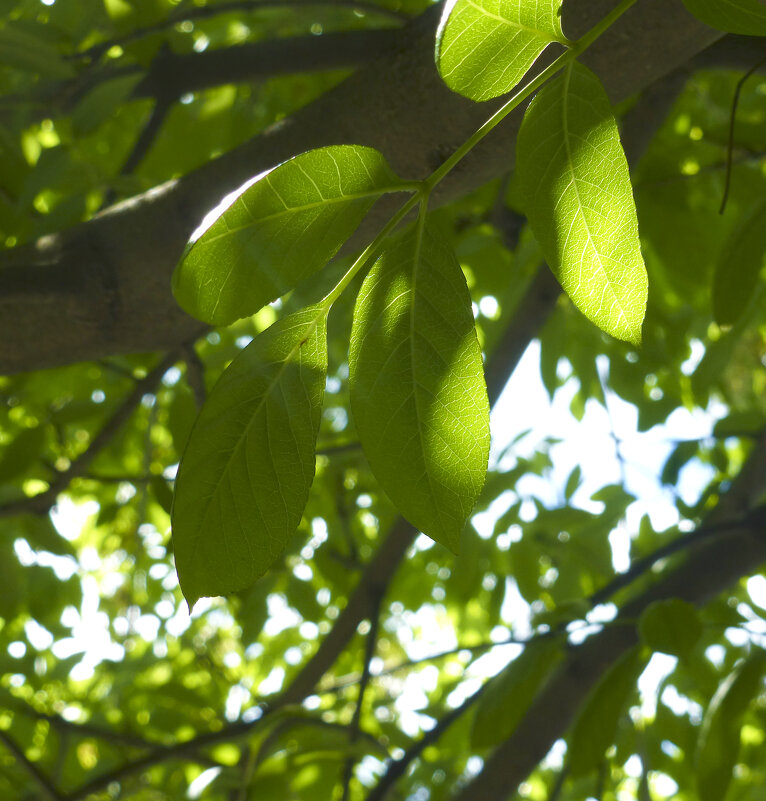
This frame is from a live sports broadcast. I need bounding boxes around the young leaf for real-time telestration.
[471,637,563,748]
[696,651,766,801]
[349,219,490,551]
[172,305,328,609]
[568,645,645,777]
[517,62,648,346]
[173,146,401,325]
[681,0,766,35]
[436,0,567,102]
[712,200,766,325]
[638,598,703,657]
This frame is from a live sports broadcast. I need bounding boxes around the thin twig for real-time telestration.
[0,729,64,801]
[340,588,383,801]
[102,97,173,208]
[588,507,766,607]
[76,0,409,62]
[719,53,766,214]
[365,681,490,801]
[0,352,178,520]
[182,343,207,408]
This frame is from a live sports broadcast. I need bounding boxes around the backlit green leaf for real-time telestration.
[349,219,490,551]
[681,0,766,35]
[638,598,703,657]
[517,62,648,345]
[173,145,401,325]
[697,651,766,801]
[436,0,567,101]
[713,199,766,325]
[471,637,563,748]
[568,645,645,777]
[172,305,328,608]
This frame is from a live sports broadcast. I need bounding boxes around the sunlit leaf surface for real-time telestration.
[436,0,566,101]
[173,145,401,325]
[350,219,490,551]
[517,62,647,345]
[173,305,327,608]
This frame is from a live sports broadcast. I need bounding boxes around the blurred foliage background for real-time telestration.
[2,1,766,800]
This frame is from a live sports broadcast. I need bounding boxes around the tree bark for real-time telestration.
[0,0,720,374]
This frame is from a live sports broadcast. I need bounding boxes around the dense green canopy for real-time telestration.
[1,1,766,800]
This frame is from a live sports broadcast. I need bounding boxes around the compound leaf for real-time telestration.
[681,0,766,35]
[517,62,647,345]
[349,219,490,551]
[172,305,328,609]
[437,0,567,101]
[712,199,766,325]
[173,145,401,325]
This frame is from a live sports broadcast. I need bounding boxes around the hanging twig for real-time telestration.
[340,588,384,801]
[719,53,766,214]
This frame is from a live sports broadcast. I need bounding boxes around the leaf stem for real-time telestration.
[423,0,639,194]
[320,189,425,308]
[320,0,639,311]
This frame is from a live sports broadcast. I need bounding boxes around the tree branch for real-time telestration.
[365,682,488,801]
[448,431,766,801]
[0,0,722,375]
[0,729,63,801]
[131,29,403,101]
[0,351,179,519]
[77,0,408,63]
[340,587,383,801]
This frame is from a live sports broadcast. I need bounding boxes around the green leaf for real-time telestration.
[517,62,648,345]
[173,145,401,325]
[638,599,703,657]
[72,74,143,135]
[712,199,766,325]
[681,0,766,35]
[471,637,563,748]
[0,426,46,484]
[713,410,766,439]
[696,651,766,801]
[172,305,328,608]
[568,645,645,777]
[349,218,490,551]
[0,26,75,79]
[436,0,567,101]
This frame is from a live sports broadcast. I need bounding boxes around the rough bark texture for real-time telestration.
[0,0,721,375]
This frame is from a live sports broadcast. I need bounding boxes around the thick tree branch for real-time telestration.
[0,0,721,375]
[131,29,402,100]
[448,432,766,801]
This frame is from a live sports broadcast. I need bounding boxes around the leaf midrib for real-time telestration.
[186,309,325,561]
[408,221,452,540]
[193,186,404,248]
[560,65,629,332]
